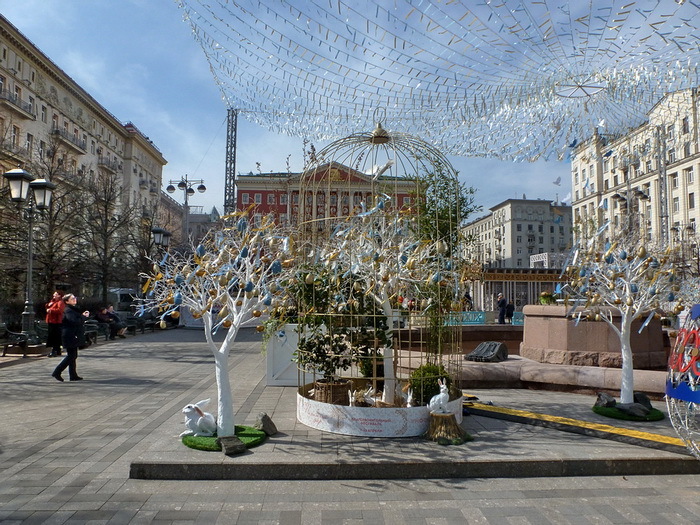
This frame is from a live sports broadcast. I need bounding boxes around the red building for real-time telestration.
[235,162,415,229]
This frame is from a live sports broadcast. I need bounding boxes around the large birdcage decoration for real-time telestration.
[287,114,469,434]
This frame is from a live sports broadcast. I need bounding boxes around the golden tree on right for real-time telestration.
[565,225,682,404]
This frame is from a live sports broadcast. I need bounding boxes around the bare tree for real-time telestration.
[76,169,140,302]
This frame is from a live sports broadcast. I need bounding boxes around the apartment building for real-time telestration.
[0,15,167,220]
[462,198,572,269]
[571,88,700,247]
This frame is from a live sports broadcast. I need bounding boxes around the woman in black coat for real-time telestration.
[52,294,89,382]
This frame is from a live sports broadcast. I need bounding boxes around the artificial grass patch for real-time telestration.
[592,405,665,422]
[181,425,267,451]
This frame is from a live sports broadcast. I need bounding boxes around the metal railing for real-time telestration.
[0,89,35,116]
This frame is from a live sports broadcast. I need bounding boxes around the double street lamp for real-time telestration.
[3,168,56,341]
[166,175,206,245]
[150,227,172,250]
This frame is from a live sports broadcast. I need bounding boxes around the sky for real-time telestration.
[0,0,571,217]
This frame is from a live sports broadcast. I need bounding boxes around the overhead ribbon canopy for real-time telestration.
[177,0,700,161]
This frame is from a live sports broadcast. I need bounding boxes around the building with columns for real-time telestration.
[235,162,414,229]
[570,88,699,254]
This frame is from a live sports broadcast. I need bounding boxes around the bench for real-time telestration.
[85,320,110,342]
[127,314,157,334]
[1,322,29,357]
[445,311,487,326]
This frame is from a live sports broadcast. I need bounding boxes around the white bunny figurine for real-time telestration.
[428,378,449,413]
[362,387,376,406]
[179,398,217,437]
[348,389,356,407]
[406,388,414,408]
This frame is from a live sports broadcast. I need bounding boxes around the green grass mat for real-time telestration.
[181,425,267,451]
[592,405,665,422]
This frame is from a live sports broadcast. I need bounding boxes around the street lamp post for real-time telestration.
[3,168,56,342]
[151,227,172,250]
[611,155,649,236]
[670,224,696,277]
[165,175,206,245]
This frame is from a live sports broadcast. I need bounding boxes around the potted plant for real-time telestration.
[539,290,557,305]
[294,328,357,404]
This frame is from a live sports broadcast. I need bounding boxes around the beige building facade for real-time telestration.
[0,15,167,222]
[462,198,572,270]
[571,88,700,252]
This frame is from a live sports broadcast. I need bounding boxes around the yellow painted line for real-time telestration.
[468,402,686,447]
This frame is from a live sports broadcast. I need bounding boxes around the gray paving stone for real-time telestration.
[1,328,699,524]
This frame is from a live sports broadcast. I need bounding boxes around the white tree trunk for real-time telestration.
[618,312,635,404]
[214,350,234,436]
[378,296,396,405]
[202,310,238,437]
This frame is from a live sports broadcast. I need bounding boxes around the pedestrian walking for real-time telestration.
[45,291,65,357]
[52,294,89,382]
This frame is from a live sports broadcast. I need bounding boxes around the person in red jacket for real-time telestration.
[45,291,65,357]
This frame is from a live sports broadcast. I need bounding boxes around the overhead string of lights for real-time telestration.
[177,0,700,161]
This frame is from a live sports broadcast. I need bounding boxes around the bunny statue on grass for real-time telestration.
[428,378,450,414]
[179,399,217,437]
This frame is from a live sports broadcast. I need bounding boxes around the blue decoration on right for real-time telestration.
[666,305,700,460]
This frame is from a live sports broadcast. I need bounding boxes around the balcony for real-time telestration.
[0,89,35,119]
[51,126,86,154]
[0,139,29,162]
[97,156,120,173]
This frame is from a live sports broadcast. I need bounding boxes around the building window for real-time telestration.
[685,167,694,184]
[527,224,533,231]
[39,140,45,158]
[668,149,676,164]
[402,196,410,206]
[538,224,543,233]
[684,142,692,158]
[516,224,522,231]
[689,193,695,210]
[671,173,679,189]
[292,193,299,204]
[280,194,288,205]
[646,160,653,173]
[673,196,680,213]
[517,259,522,267]
[279,213,288,225]
[574,170,579,184]
[241,193,250,205]
[25,133,33,154]
[667,124,674,140]
[516,235,522,243]
[267,194,276,205]
[683,116,690,134]
[539,236,544,244]
[254,194,262,204]
[10,125,19,148]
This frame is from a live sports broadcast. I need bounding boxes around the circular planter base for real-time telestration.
[296,383,463,437]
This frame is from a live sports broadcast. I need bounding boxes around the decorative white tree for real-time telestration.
[140,213,293,436]
[566,229,682,404]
